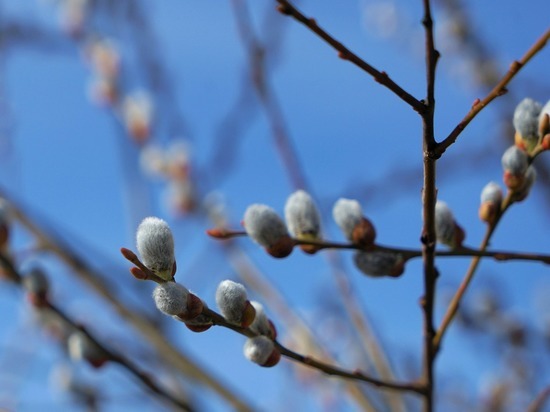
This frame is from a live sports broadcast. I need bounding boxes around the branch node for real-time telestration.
[276,4,291,15]
[497,87,509,96]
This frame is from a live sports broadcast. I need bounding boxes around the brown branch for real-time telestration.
[446,246,550,264]
[273,0,425,113]
[436,28,550,156]
[200,307,426,395]
[0,252,194,412]
[275,342,425,394]
[420,0,439,410]
[208,229,550,265]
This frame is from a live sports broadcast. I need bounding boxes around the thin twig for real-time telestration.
[276,343,425,394]
[209,229,550,264]
[201,307,427,395]
[0,252,194,412]
[433,194,513,350]
[273,0,425,113]
[436,28,550,156]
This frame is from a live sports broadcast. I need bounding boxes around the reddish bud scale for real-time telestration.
[479,202,499,224]
[540,114,550,137]
[241,301,257,328]
[388,260,406,278]
[177,293,204,321]
[120,247,138,263]
[266,236,294,258]
[130,267,147,280]
[453,224,466,249]
[185,323,212,333]
[298,244,321,255]
[351,217,376,248]
[206,228,232,239]
[261,348,281,367]
[503,170,525,191]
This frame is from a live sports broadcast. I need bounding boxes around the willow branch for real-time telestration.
[275,342,425,394]
[433,194,514,350]
[215,241,379,411]
[273,0,425,113]
[0,252,193,412]
[0,190,254,412]
[420,0,439,410]
[201,307,426,395]
[208,229,550,265]
[436,28,550,156]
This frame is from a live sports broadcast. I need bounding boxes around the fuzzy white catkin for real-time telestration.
[284,190,321,239]
[215,280,248,324]
[332,198,363,240]
[513,98,542,140]
[243,336,274,365]
[243,204,288,248]
[435,201,456,246]
[501,146,528,176]
[136,217,175,280]
[153,282,189,316]
[249,301,271,336]
[353,251,402,277]
[480,181,503,205]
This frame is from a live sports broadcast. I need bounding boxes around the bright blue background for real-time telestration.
[0,0,549,410]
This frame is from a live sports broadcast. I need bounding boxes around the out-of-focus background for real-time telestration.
[0,0,549,410]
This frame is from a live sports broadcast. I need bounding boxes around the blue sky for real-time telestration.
[0,0,549,410]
